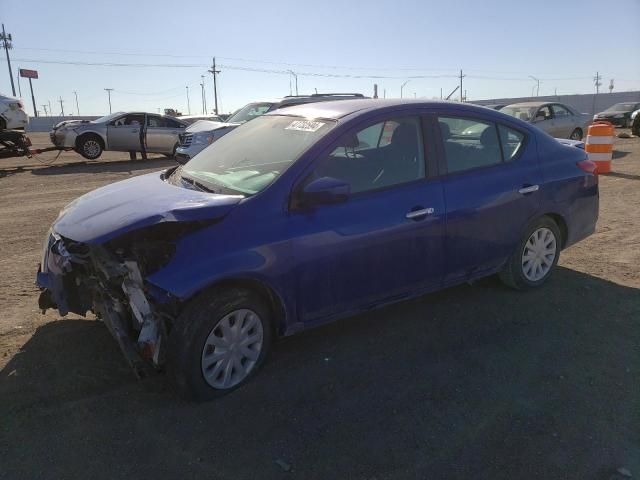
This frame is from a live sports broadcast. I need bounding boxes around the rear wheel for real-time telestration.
[569,128,583,140]
[167,287,273,400]
[76,134,104,159]
[0,118,6,130]
[499,217,561,290]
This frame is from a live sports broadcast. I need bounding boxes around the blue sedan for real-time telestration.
[36,100,599,399]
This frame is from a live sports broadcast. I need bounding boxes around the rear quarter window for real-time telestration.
[498,125,526,161]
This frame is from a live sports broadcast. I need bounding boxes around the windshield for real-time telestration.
[181,115,335,195]
[226,102,274,124]
[500,106,537,122]
[94,112,125,123]
[604,103,636,112]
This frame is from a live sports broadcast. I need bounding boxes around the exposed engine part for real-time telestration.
[39,232,175,375]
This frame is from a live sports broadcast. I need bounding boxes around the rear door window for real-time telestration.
[437,117,502,173]
[498,125,525,161]
[551,104,571,117]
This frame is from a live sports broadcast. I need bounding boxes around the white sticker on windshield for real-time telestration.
[285,120,325,132]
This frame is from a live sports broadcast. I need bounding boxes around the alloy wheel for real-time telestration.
[83,140,101,158]
[521,227,557,282]
[201,309,264,389]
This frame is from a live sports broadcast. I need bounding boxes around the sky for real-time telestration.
[0,0,639,116]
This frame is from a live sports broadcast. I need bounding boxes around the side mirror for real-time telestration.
[299,177,350,207]
[534,113,547,122]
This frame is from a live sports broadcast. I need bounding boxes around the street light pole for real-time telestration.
[288,70,298,95]
[73,91,80,115]
[529,75,540,97]
[186,86,191,114]
[400,80,410,98]
[104,88,113,114]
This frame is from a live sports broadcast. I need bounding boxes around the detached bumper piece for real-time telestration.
[37,233,170,378]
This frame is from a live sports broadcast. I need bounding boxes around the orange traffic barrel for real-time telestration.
[585,121,614,173]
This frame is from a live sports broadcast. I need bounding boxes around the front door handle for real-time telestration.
[518,185,539,195]
[406,207,434,220]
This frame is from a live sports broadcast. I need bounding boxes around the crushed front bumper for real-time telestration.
[37,232,170,376]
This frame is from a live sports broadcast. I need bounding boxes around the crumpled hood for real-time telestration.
[53,119,91,129]
[54,171,243,244]
[186,119,237,133]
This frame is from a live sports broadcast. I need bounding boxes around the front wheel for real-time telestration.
[167,287,273,400]
[77,134,104,159]
[499,217,561,290]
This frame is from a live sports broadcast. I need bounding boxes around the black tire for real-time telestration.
[569,128,583,141]
[0,118,6,130]
[166,287,273,401]
[76,134,104,159]
[632,119,640,137]
[499,216,562,290]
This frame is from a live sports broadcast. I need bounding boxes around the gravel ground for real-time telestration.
[0,132,638,480]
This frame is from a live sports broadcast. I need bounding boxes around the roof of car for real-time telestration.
[504,101,551,108]
[263,98,491,120]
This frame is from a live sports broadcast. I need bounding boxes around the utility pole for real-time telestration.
[440,88,443,100]
[41,104,48,116]
[73,91,80,115]
[400,80,410,98]
[209,57,220,114]
[48,100,52,117]
[608,79,614,93]
[58,96,64,116]
[104,88,113,114]
[594,72,602,94]
[16,71,21,97]
[186,86,191,114]
[1,24,16,96]
[459,69,465,102]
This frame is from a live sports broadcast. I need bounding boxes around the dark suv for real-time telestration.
[174,93,367,162]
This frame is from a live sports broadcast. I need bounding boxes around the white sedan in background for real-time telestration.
[0,94,29,130]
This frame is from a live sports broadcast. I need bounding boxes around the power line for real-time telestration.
[12,56,597,82]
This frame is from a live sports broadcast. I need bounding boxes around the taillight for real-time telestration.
[577,159,597,174]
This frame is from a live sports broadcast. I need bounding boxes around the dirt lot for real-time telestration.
[1,132,639,479]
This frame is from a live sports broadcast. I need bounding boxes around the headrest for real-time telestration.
[391,123,417,145]
[336,133,359,149]
[438,121,451,139]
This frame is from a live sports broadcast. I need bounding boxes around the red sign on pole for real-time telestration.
[19,69,39,79]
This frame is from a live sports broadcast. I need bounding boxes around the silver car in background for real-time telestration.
[50,112,187,159]
[500,101,591,140]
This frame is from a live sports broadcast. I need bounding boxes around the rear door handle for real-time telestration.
[406,207,434,220]
[518,185,539,195]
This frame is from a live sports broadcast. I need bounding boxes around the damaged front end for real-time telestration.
[36,223,199,377]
